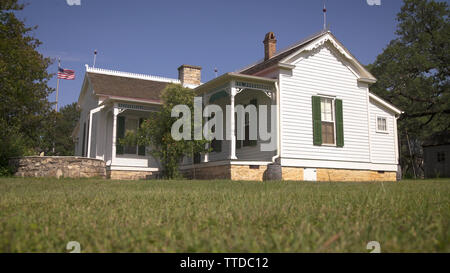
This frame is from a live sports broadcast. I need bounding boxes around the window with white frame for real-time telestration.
[321,97,335,145]
[376,116,388,133]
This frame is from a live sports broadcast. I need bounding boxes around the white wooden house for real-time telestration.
[74,30,402,181]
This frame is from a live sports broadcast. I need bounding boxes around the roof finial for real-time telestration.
[323,1,327,31]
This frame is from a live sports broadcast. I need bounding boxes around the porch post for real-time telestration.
[112,104,118,165]
[202,93,209,163]
[229,84,237,160]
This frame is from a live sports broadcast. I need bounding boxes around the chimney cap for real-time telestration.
[178,64,202,71]
[263,32,277,43]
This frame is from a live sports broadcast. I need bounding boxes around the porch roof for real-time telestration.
[86,72,169,103]
[194,72,277,96]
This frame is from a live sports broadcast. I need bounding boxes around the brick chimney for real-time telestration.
[178,64,202,86]
[263,32,277,61]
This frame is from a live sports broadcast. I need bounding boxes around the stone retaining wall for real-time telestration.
[9,157,106,179]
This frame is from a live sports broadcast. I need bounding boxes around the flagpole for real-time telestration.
[93,50,97,67]
[55,57,60,112]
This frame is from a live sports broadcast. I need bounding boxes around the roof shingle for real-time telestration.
[87,72,169,102]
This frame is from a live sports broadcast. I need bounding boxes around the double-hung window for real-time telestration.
[376,116,388,133]
[312,95,344,147]
[321,98,335,145]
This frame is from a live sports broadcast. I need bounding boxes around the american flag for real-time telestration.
[58,67,75,80]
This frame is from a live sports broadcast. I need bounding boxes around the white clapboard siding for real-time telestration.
[76,83,99,157]
[369,99,397,164]
[280,45,371,163]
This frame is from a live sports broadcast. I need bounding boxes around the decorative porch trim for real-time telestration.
[117,103,160,112]
[85,65,181,84]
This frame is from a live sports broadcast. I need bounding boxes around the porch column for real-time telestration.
[111,104,119,165]
[87,105,105,159]
[229,85,237,160]
[202,93,209,163]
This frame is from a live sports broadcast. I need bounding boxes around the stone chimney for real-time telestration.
[178,64,202,86]
[263,32,277,61]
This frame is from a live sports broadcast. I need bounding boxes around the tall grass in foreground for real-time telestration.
[0,178,448,252]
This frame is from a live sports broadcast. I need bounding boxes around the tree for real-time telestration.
[0,0,54,173]
[368,0,449,177]
[40,102,80,156]
[123,84,209,179]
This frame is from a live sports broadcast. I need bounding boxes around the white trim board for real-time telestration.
[280,158,398,172]
[108,166,160,172]
[86,65,181,84]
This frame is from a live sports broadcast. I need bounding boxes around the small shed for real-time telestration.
[422,131,450,178]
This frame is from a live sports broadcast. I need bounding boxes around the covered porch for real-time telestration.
[84,98,162,179]
[182,73,280,179]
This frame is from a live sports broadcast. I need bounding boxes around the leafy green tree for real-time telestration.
[368,0,449,177]
[0,0,54,173]
[40,103,80,156]
[123,84,209,179]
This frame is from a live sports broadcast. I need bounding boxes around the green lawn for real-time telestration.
[0,178,449,253]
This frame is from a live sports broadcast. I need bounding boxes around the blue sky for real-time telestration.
[17,0,409,108]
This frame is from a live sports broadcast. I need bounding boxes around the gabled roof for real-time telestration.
[240,30,329,75]
[239,30,376,83]
[79,66,183,105]
[369,93,403,115]
[86,72,168,103]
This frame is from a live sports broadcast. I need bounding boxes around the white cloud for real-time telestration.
[66,0,81,6]
[366,0,381,6]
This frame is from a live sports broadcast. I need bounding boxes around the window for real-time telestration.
[437,152,446,163]
[312,96,344,147]
[209,112,222,153]
[193,152,201,164]
[211,139,222,153]
[321,97,335,145]
[377,116,388,133]
[116,116,146,156]
[124,118,138,154]
[237,99,258,148]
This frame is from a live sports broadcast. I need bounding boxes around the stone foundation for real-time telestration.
[182,164,397,182]
[231,165,268,181]
[182,165,232,180]
[9,156,106,179]
[107,170,156,180]
[316,168,396,182]
[281,167,304,181]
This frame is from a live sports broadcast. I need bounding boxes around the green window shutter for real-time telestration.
[335,99,344,147]
[116,116,125,155]
[312,96,322,146]
[138,118,146,156]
